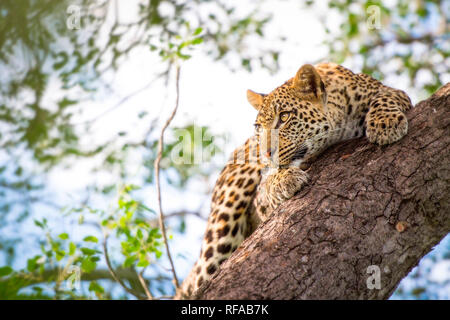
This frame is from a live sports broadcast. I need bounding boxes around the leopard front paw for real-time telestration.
[365,111,408,146]
[265,167,309,209]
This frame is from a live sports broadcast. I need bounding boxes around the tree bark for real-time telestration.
[194,83,450,300]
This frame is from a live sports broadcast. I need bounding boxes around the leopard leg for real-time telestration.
[365,87,412,146]
[254,166,309,221]
[175,137,263,298]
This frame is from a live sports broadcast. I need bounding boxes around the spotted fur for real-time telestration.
[175,62,412,299]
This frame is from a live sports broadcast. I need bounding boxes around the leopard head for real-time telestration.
[247,64,329,167]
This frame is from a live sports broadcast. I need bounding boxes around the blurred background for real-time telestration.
[0,0,449,299]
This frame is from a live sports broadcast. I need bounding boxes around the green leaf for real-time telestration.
[191,38,203,45]
[80,247,100,256]
[179,219,186,233]
[177,53,191,60]
[27,256,42,272]
[34,218,47,229]
[81,257,97,273]
[27,259,37,272]
[58,233,69,240]
[69,242,76,255]
[89,281,104,294]
[193,27,203,36]
[83,236,98,243]
[55,250,66,261]
[137,259,149,268]
[53,52,69,70]
[32,286,43,293]
[123,255,137,268]
[149,228,160,238]
[0,266,13,277]
[124,184,140,192]
[58,98,77,109]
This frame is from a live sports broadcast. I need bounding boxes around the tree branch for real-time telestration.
[194,83,450,300]
[73,71,167,127]
[103,235,146,299]
[1,267,173,300]
[1,267,168,286]
[365,33,443,51]
[137,268,153,300]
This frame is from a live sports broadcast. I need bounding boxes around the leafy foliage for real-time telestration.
[306,0,449,97]
[0,185,176,299]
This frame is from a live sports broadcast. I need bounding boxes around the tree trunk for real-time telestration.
[194,83,450,300]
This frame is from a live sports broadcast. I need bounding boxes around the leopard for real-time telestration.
[175,62,412,299]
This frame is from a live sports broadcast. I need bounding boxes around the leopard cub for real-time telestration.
[176,62,412,299]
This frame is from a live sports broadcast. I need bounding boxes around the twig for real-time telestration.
[145,211,206,230]
[102,235,146,299]
[154,65,181,288]
[365,33,442,51]
[137,269,153,300]
[146,210,206,228]
[164,210,206,220]
[73,71,167,126]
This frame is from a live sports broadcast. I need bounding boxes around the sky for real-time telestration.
[4,0,449,298]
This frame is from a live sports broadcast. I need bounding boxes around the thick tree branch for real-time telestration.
[1,267,170,293]
[194,83,450,300]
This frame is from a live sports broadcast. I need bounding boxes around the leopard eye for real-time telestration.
[280,112,291,122]
[254,123,262,133]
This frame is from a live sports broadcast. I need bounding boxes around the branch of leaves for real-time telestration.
[0,185,166,299]
[0,217,104,299]
[154,25,204,62]
[101,184,164,270]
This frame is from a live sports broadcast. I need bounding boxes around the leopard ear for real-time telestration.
[293,64,327,110]
[247,89,265,110]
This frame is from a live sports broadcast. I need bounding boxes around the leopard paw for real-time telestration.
[265,167,309,209]
[365,110,408,146]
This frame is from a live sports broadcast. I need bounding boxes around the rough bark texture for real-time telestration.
[194,83,450,300]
